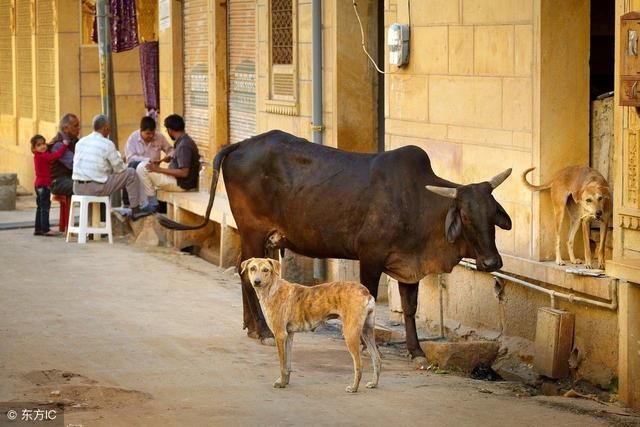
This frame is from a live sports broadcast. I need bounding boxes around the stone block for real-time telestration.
[0,173,17,210]
[410,0,459,25]
[374,324,403,344]
[474,26,514,75]
[492,353,538,385]
[463,0,533,24]
[220,224,241,268]
[409,26,448,75]
[429,76,502,128]
[515,25,533,76]
[447,126,512,146]
[388,75,428,122]
[503,78,533,131]
[421,340,500,373]
[122,214,169,246]
[449,26,474,75]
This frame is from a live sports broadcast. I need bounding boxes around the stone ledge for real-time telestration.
[500,254,615,301]
[606,258,640,284]
[157,190,237,229]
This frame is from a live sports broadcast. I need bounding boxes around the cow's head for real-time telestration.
[426,169,512,272]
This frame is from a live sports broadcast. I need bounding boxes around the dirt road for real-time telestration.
[0,229,637,426]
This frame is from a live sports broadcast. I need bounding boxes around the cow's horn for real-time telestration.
[425,185,457,199]
[488,168,512,189]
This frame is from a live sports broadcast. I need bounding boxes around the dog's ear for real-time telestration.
[445,205,462,243]
[240,258,252,275]
[268,259,281,276]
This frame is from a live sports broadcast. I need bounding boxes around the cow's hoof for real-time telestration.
[247,330,260,339]
[366,381,378,389]
[345,385,358,393]
[413,356,428,370]
[273,378,287,388]
[261,337,276,346]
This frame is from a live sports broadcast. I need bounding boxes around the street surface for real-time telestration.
[0,228,638,426]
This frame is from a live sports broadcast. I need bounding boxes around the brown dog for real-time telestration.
[240,257,381,392]
[522,166,612,269]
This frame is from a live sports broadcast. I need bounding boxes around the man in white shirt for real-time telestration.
[124,116,174,166]
[73,114,151,220]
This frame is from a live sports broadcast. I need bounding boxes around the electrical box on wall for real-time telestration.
[388,23,410,67]
[534,307,575,379]
[621,12,640,106]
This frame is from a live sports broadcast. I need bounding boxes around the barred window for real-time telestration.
[267,0,297,114]
[271,0,292,65]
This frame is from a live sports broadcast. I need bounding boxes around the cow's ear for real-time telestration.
[495,202,512,230]
[445,206,462,243]
[269,259,281,276]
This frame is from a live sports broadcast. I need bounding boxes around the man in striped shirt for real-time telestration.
[72,114,152,220]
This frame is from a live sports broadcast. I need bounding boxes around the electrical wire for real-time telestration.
[353,0,411,75]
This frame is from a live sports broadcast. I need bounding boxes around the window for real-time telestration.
[267,0,297,115]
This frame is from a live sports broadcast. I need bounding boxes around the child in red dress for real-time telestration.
[31,134,69,236]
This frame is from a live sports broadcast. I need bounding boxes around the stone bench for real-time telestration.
[157,190,241,268]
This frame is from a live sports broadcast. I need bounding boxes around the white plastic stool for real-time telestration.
[66,195,113,244]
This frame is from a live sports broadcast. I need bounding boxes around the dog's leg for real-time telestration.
[285,332,294,378]
[344,324,363,393]
[553,202,568,265]
[362,303,380,389]
[596,219,608,269]
[566,213,583,265]
[273,333,290,388]
[362,331,380,388]
[582,219,594,269]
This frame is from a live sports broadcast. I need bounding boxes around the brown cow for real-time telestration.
[158,130,512,364]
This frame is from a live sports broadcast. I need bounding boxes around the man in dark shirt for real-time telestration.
[136,114,200,209]
[49,113,81,196]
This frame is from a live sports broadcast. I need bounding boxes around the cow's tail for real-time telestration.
[156,143,242,230]
[521,167,552,192]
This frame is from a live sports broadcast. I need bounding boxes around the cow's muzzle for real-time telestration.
[478,255,502,272]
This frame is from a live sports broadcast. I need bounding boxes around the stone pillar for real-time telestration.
[619,280,640,410]
[0,173,17,210]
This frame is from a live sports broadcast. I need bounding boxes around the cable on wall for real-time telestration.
[352,0,412,75]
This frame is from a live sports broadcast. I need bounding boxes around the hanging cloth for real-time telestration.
[139,41,160,121]
[92,0,140,53]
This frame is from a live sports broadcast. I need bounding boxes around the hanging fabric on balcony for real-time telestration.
[139,41,159,121]
[92,0,140,53]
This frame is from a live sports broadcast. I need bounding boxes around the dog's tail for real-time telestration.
[521,167,552,192]
[155,143,242,230]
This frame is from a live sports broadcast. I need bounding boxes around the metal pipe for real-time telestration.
[95,0,118,147]
[458,260,618,311]
[96,0,121,207]
[312,0,326,281]
[438,274,445,339]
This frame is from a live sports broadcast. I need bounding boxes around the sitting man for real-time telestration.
[125,116,174,168]
[73,114,151,220]
[50,113,81,196]
[135,114,200,210]
[123,116,174,206]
